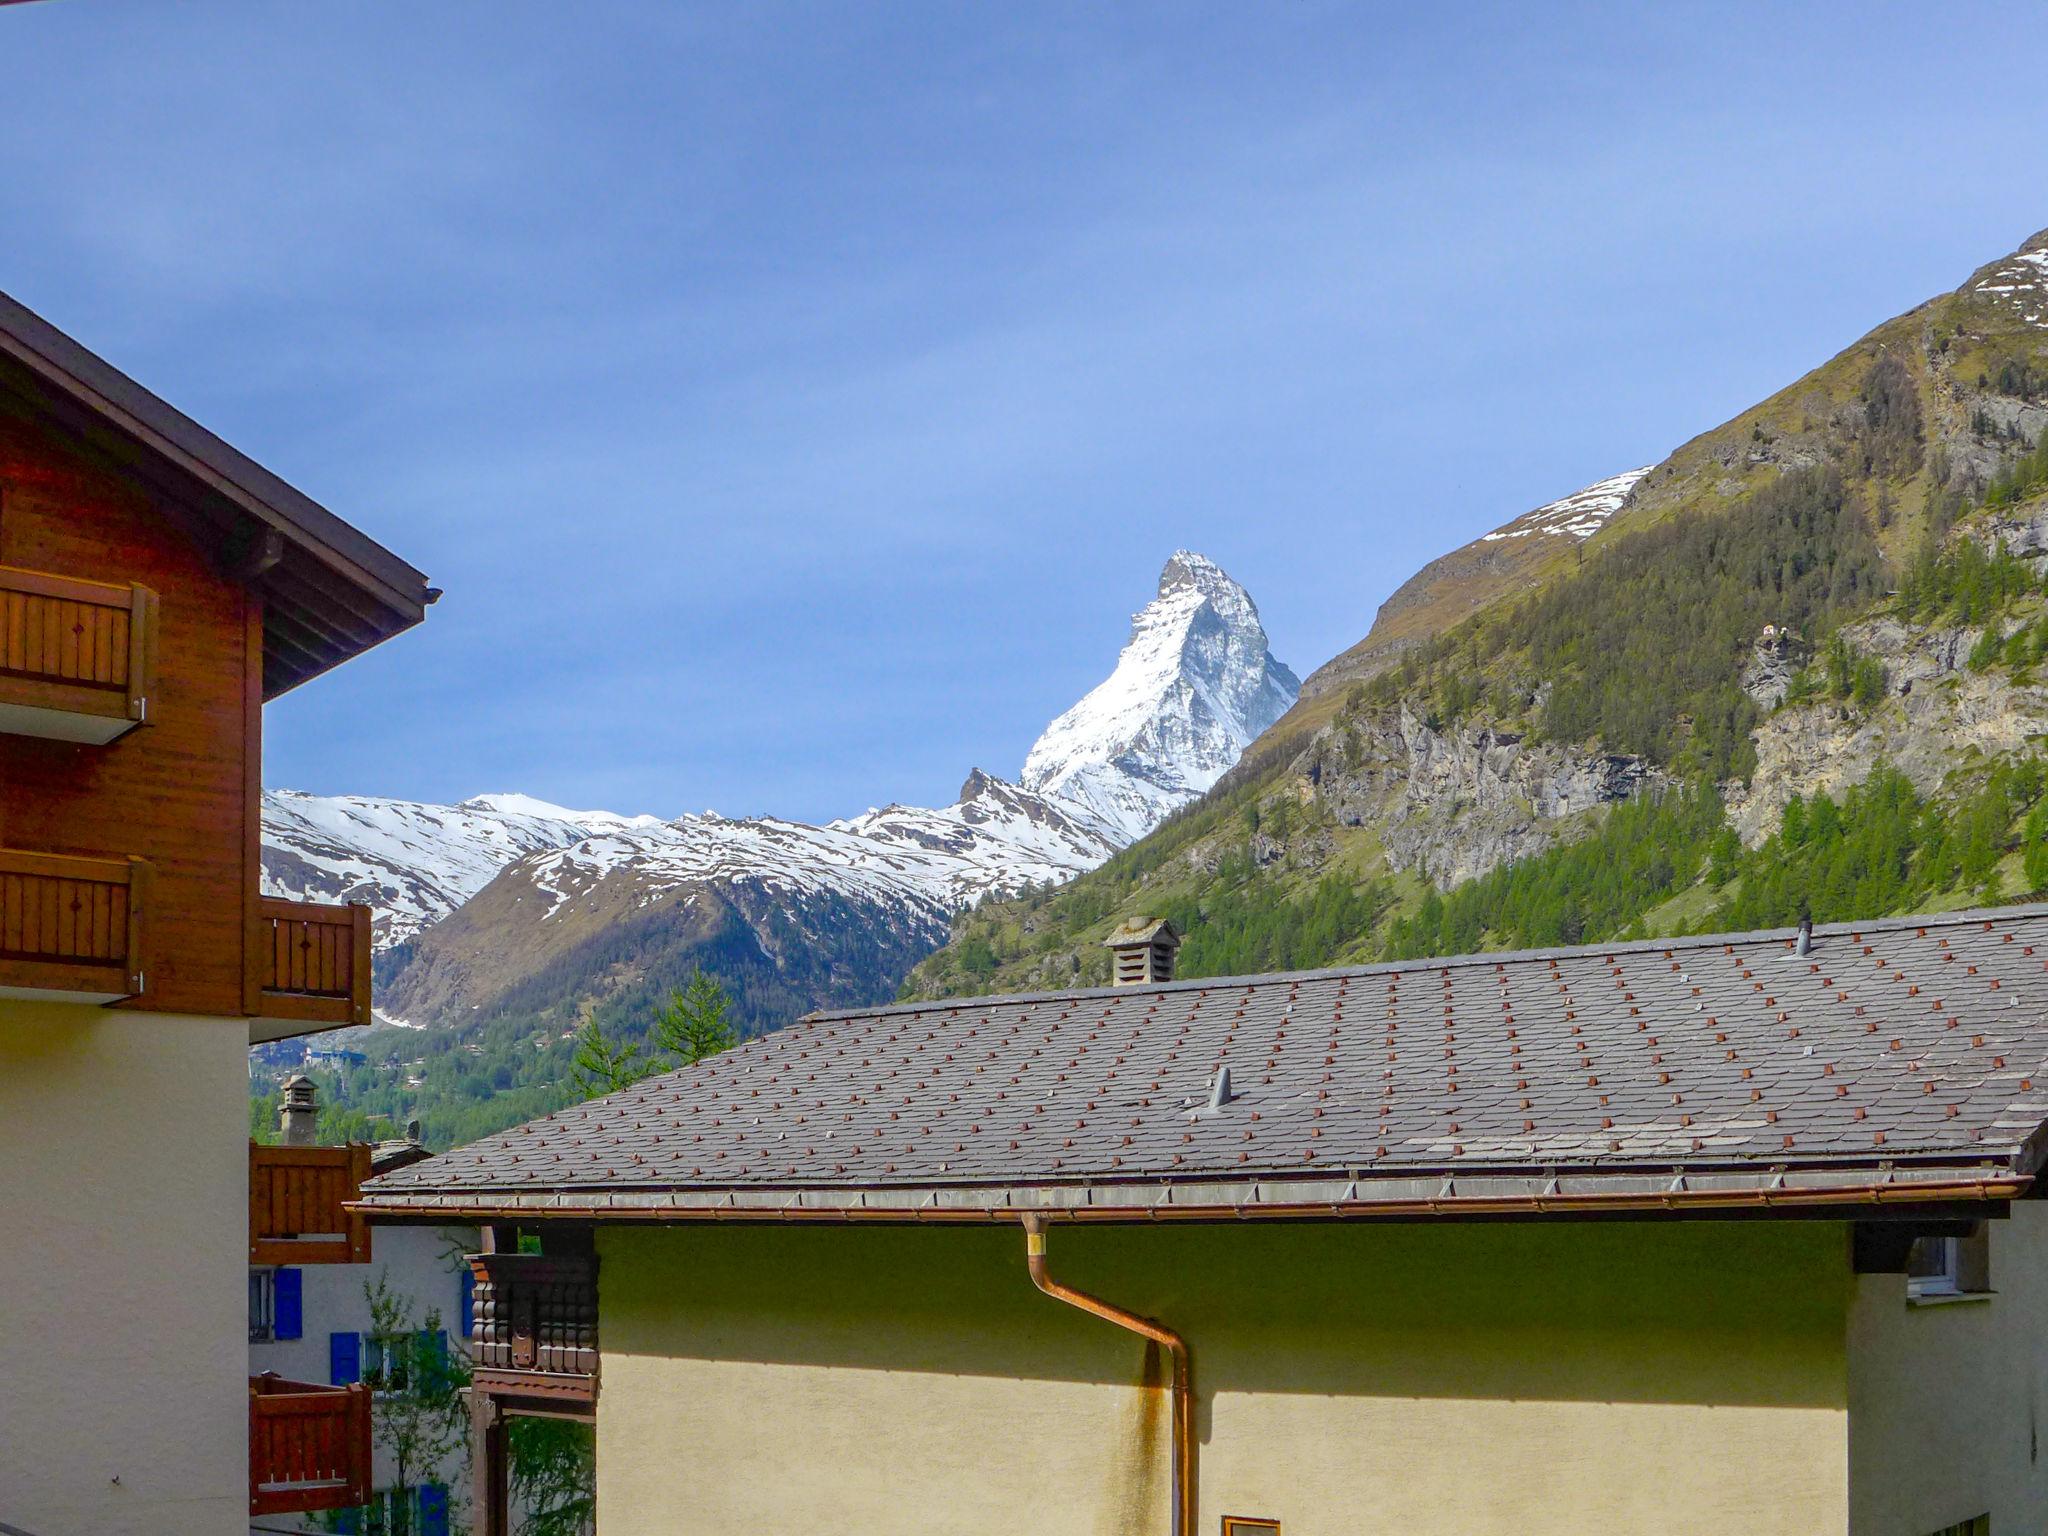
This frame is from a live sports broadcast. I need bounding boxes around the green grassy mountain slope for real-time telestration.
[904,227,2048,1000]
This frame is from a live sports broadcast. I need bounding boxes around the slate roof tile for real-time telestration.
[362,906,2048,1216]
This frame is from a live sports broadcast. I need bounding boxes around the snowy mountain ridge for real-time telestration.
[260,552,1287,966]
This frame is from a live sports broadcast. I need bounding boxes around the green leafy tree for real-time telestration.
[509,1419,597,1536]
[650,968,740,1068]
[357,1271,470,1536]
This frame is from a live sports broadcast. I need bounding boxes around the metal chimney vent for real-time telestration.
[1104,917,1180,986]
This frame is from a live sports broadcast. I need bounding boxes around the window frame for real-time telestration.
[1907,1223,1992,1303]
[249,1267,276,1342]
[1222,1519,1283,1536]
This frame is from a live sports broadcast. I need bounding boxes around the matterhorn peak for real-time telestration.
[1021,552,1298,844]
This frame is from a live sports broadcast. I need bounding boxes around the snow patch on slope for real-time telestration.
[1972,242,2048,330]
[260,791,644,947]
[1021,551,1299,843]
[1479,468,1653,543]
[522,771,1115,924]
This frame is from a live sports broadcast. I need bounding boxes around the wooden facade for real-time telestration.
[253,896,373,1031]
[250,1141,373,1265]
[0,562,155,743]
[0,847,148,1000]
[0,367,387,1032]
[248,1373,373,1516]
[466,1230,599,1536]
[467,1251,600,1407]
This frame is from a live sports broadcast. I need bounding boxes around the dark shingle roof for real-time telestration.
[359,906,2048,1222]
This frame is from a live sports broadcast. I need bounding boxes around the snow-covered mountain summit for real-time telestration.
[1021,551,1300,843]
[262,552,1286,959]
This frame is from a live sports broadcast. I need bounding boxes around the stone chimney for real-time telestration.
[1104,917,1180,986]
[279,1074,319,1146]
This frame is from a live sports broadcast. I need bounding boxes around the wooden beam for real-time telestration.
[472,1390,509,1536]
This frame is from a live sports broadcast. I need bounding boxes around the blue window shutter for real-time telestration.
[459,1267,475,1340]
[420,1482,449,1536]
[335,1505,361,1536]
[329,1330,361,1386]
[273,1268,303,1340]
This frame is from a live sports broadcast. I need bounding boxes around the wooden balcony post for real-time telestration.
[345,1141,372,1263]
[472,1389,510,1536]
[350,901,373,1025]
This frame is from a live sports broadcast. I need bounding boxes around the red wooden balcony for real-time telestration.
[250,1141,372,1265]
[0,563,156,744]
[0,848,149,1003]
[249,1372,371,1516]
[251,897,372,1041]
[467,1252,598,1408]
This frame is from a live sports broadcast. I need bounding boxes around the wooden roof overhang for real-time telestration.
[0,289,434,696]
[354,1158,2034,1228]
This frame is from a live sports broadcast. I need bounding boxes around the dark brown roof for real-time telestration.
[359,906,2048,1223]
[0,289,433,696]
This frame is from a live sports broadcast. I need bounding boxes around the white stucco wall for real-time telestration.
[1849,1201,2048,1533]
[0,1000,248,1536]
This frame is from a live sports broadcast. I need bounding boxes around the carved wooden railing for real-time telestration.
[0,849,148,1000]
[0,564,155,743]
[250,1142,372,1265]
[254,898,372,1028]
[468,1252,598,1406]
[249,1373,371,1516]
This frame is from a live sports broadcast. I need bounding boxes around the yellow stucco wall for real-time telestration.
[1848,1200,2048,1534]
[0,1000,249,1536]
[598,1218,1853,1535]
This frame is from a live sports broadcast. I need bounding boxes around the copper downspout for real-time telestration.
[1020,1213,1194,1536]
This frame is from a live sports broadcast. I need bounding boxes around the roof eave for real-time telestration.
[353,1162,2032,1226]
[0,290,433,693]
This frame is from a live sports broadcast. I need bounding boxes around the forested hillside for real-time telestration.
[905,228,2048,1001]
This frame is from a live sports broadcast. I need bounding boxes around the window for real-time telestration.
[336,1484,450,1536]
[250,1267,302,1342]
[339,1329,450,1397]
[1923,1516,1989,1536]
[250,1269,274,1342]
[1222,1520,1282,1536]
[1908,1224,1991,1301]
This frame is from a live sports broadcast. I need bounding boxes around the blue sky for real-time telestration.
[5,3,2046,821]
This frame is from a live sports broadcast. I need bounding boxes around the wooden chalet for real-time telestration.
[0,288,432,1536]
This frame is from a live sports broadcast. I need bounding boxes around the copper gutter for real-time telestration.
[1019,1213,1193,1536]
[351,1173,2032,1226]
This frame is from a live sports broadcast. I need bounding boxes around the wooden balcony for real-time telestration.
[0,564,156,744]
[250,897,372,1041]
[0,848,148,1003]
[467,1251,598,1409]
[249,1372,372,1516]
[251,1141,372,1265]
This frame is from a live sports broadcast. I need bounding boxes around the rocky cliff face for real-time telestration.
[1732,606,2048,846]
[1290,704,1661,888]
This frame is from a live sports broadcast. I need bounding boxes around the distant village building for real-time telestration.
[250,1084,480,1536]
[0,290,432,1535]
[368,906,2048,1535]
